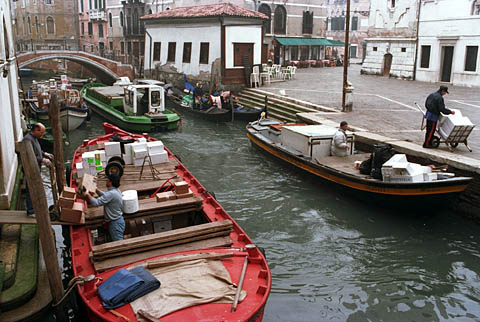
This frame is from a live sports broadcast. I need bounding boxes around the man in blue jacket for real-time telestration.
[423,85,455,148]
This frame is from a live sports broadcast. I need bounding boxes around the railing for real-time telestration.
[89,9,106,21]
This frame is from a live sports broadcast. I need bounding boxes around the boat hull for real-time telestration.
[70,123,271,322]
[247,126,471,200]
[28,101,88,131]
[166,95,233,122]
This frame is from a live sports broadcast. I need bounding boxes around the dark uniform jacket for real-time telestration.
[23,132,44,168]
[425,90,453,117]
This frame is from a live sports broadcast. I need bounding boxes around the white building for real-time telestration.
[416,0,480,87]
[361,0,420,79]
[0,0,24,209]
[142,3,267,85]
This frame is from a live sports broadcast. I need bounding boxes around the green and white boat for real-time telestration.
[81,82,181,132]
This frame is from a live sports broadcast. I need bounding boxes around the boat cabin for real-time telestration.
[123,84,165,116]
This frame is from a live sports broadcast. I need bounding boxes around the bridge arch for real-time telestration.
[17,51,134,84]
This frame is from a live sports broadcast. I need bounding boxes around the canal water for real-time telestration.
[48,111,480,322]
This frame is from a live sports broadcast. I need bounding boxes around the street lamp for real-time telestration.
[341,0,350,112]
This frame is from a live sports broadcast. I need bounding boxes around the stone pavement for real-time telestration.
[260,64,480,160]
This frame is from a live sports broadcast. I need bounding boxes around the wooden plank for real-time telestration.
[92,230,232,260]
[146,252,234,269]
[48,94,66,193]
[16,141,66,320]
[85,196,203,220]
[93,236,233,272]
[92,220,233,256]
[0,210,81,225]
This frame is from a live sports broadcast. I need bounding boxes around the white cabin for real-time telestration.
[123,84,165,116]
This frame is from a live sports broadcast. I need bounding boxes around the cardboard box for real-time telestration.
[156,191,176,202]
[150,151,168,164]
[104,142,121,157]
[174,181,189,194]
[60,202,85,224]
[79,173,97,195]
[62,186,76,199]
[59,196,75,209]
[175,189,194,199]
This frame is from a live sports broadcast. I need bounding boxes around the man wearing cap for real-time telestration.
[83,174,125,241]
[423,85,455,148]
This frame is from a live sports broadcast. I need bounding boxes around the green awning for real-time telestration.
[274,37,346,47]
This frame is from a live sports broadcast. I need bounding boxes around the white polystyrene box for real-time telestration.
[76,162,84,178]
[424,172,438,182]
[104,142,121,157]
[123,152,132,165]
[134,157,147,167]
[438,109,475,140]
[147,141,164,155]
[82,152,95,169]
[150,150,168,164]
[133,148,147,159]
[138,137,147,143]
[124,143,134,158]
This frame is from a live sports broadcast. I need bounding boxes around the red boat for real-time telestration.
[70,123,271,321]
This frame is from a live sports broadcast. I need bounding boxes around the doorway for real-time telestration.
[383,53,392,76]
[441,46,454,82]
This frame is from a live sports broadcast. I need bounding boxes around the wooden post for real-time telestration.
[16,141,68,321]
[264,95,268,118]
[342,0,351,112]
[48,91,66,193]
[230,96,235,122]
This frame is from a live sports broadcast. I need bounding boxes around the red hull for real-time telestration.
[70,123,271,321]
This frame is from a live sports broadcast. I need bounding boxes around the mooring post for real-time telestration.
[48,91,66,193]
[230,96,235,122]
[264,95,268,118]
[16,141,68,321]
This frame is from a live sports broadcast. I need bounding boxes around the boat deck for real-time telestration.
[315,153,371,179]
[91,85,124,98]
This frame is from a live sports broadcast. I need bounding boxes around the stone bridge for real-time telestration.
[17,51,134,84]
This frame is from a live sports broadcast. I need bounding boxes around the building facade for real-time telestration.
[325,0,370,63]
[78,0,107,55]
[143,3,266,85]
[12,0,79,52]
[361,0,419,79]
[416,0,480,87]
[1,0,24,209]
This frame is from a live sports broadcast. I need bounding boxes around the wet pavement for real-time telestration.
[260,65,480,159]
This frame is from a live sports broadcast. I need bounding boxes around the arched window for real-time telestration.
[120,11,124,27]
[133,9,139,34]
[274,5,286,34]
[148,9,152,15]
[46,16,55,34]
[258,4,271,34]
[109,12,112,27]
[27,16,32,35]
[35,16,39,34]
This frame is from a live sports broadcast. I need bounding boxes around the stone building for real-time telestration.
[416,0,480,87]
[361,0,419,79]
[325,0,370,64]
[143,3,267,85]
[78,0,107,55]
[12,0,79,52]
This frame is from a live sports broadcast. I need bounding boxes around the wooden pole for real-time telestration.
[230,96,234,122]
[16,141,68,321]
[48,91,66,193]
[264,95,268,118]
[342,0,351,112]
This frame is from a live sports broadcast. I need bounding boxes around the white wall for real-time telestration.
[0,0,23,209]
[144,21,221,76]
[368,0,418,34]
[416,0,480,86]
[225,24,263,68]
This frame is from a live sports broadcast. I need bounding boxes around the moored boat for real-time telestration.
[70,123,271,321]
[246,119,473,204]
[81,83,181,132]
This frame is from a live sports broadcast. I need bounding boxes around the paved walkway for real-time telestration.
[261,65,480,159]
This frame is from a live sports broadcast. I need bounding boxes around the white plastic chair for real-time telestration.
[291,66,297,79]
[260,66,271,85]
[250,66,260,88]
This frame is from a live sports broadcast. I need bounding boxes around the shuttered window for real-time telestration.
[302,11,313,34]
[420,45,431,68]
[199,42,209,64]
[465,46,478,72]
[183,42,192,63]
[153,42,161,61]
[351,16,358,31]
[167,42,176,62]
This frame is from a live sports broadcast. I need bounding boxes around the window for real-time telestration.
[182,42,192,63]
[473,0,480,15]
[120,41,125,55]
[373,46,378,51]
[35,16,39,34]
[291,46,298,60]
[120,11,124,27]
[465,46,478,72]
[46,16,54,34]
[311,46,319,60]
[109,12,112,27]
[45,0,52,4]
[234,43,253,66]
[258,4,271,34]
[199,42,209,64]
[391,0,395,8]
[27,16,31,35]
[88,22,93,35]
[401,47,406,52]
[127,41,132,54]
[420,45,431,68]
[167,42,176,62]
[351,16,358,31]
[302,11,313,34]
[83,45,86,52]
[98,24,104,38]
[153,42,161,61]
[81,22,84,35]
[109,41,113,50]
[140,41,144,56]
[331,16,345,31]
[274,5,287,34]
[148,9,152,14]
[80,0,83,12]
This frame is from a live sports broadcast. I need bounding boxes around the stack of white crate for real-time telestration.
[381,154,435,183]
[76,150,107,178]
[104,142,122,162]
[124,140,168,166]
[438,109,475,142]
